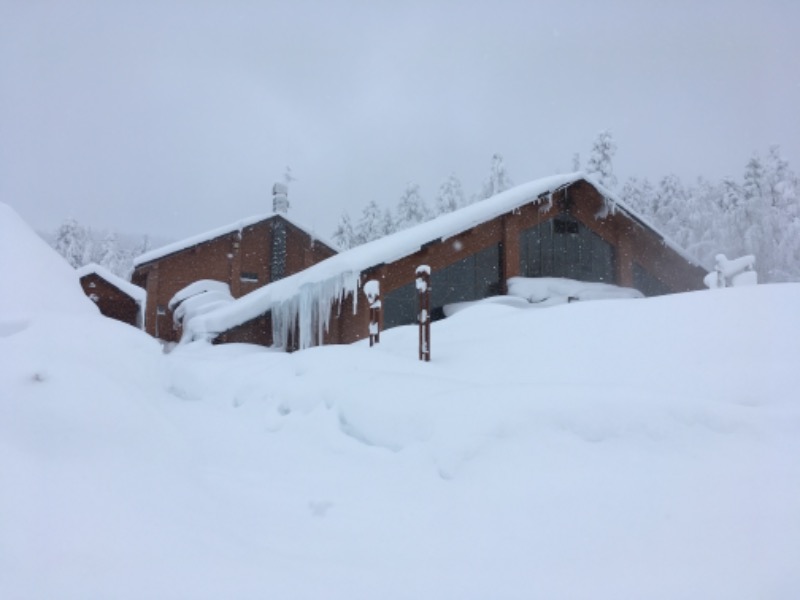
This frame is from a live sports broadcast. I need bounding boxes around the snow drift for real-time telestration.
[2,205,799,599]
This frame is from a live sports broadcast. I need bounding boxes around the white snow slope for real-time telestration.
[2,203,800,599]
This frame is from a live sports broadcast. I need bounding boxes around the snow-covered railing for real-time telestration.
[169,280,234,343]
[703,254,758,289]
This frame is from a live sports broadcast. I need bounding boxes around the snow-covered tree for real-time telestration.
[619,177,655,217]
[763,146,800,280]
[685,177,723,266]
[435,174,465,215]
[135,234,151,257]
[354,200,385,245]
[54,218,90,268]
[586,130,617,189]
[395,183,429,230]
[765,145,797,214]
[97,231,121,275]
[381,207,395,237]
[480,153,513,200]
[332,211,356,250]
[654,175,689,235]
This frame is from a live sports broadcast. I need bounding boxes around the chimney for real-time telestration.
[272,182,289,213]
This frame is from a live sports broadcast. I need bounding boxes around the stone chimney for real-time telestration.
[272,182,289,213]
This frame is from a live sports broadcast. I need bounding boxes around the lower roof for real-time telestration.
[76,263,146,304]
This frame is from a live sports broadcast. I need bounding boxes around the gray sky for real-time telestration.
[2,0,798,242]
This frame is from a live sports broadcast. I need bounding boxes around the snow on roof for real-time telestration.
[184,172,702,348]
[76,263,146,305]
[133,212,335,268]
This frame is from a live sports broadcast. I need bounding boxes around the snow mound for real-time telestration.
[2,231,800,600]
[0,203,97,328]
[507,276,644,305]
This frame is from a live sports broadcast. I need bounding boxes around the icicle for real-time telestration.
[269,270,361,350]
[539,192,553,214]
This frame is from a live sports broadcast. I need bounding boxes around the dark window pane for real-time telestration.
[383,281,417,328]
[519,214,615,283]
[384,244,502,328]
[271,221,287,282]
[633,263,669,296]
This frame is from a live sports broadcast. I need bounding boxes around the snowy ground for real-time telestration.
[2,203,800,599]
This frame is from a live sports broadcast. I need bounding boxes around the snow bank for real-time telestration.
[442,277,642,316]
[507,276,644,305]
[3,196,798,599]
[164,284,800,599]
[0,203,97,327]
[704,253,759,288]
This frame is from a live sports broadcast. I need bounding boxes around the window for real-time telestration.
[519,214,615,283]
[271,220,287,282]
[383,243,502,328]
[240,272,258,282]
[554,218,579,234]
[633,263,670,297]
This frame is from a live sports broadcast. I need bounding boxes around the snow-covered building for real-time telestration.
[131,185,336,341]
[77,263,146,328]
[184,173,708,350]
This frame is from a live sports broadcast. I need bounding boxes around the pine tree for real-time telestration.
[586,130,617,189]
[619,177,655,217]
[381,207,395,237]
[54,218,89,268]
[354,200,385,245]
[435,174,465,215]
[332,211,356,250]
[686,177,723,266]
[395,183,429,230]
[765,145,797,213]
[98,231,121,275]
[480,153,513,200]
[655,175,687,232]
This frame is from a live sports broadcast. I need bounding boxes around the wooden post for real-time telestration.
[416,265,431,361]
[364,280,381,347]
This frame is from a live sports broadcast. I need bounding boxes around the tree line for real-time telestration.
[617,144,799,282]
[332,132,800,283]
[331,153,515,250]
[50,220,151,278]
[47,132,799,284]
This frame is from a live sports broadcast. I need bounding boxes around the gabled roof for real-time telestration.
[76,263,146,305]
[133,212,335,268]
[184,172,702,347]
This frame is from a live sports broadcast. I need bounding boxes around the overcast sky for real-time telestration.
[2,0,798,242]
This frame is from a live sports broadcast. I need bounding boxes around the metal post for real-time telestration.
[364,280,381,347]
[416,265,431,361]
